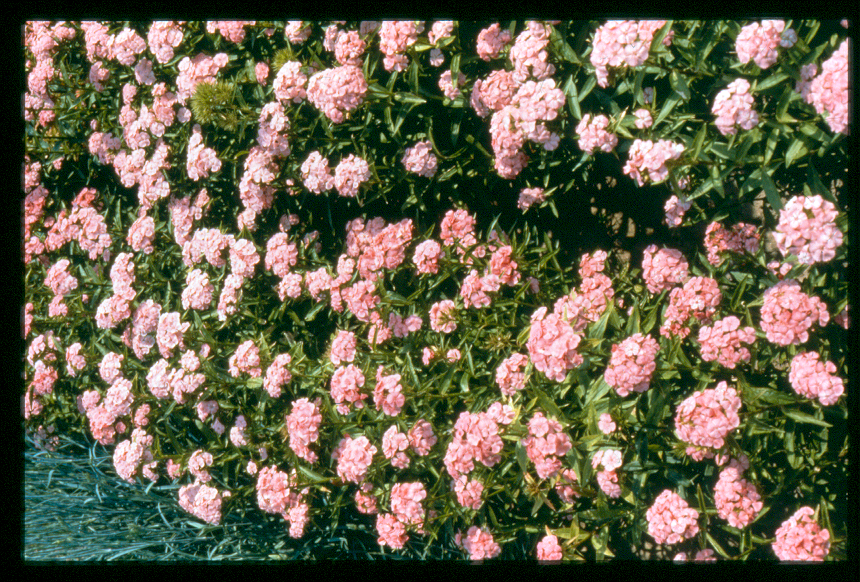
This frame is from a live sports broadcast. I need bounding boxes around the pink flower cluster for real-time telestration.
[206,20,253,44]
[604,333,660,397]
[495,352,529,396]
[255,465,309,538]
[697,316,756,369]
[43,202,113,263]
[458,526,501,561]
[443,409,505,479]
[641,245,689,294]
[263,353,292,398]
[518,187,546,211]
[344,216,414,282]
[229,238,260,280]
[287,398,323,463]
[760,279,829,345]
[801,39,849,134]
[623,139,685,186]
[333,434,377,484]
[229,340,261,378]
[470,70,518,118]
[382,425,411,469]
[401,141,438,178]
[522,412,572,479]
[713,78,759,135]
[147,21,184,64]
[576,114,618,154]
[330,330,357,366]
[429,300,458,334]
[735,20,793,70]
[413,239,442,275]
[300,151,335,194]
[284,21,311,44]
[265,232,298,279]
[390,481,426,530]
[306,65,367,123]
[374,366,406,416]
[439,208,479,255]
[378,21,420,72]
[536,534,563,561]
[664,194,692,228]
[509,21,556,82]
[178,481,228,525]
[714,457,763,529]
[333,154,371,198]
[674,381,742,457]
[590,20,673,87]
[598,414,617,434]
[660,277,722,339]
[439,70,466,100]
[771,506,830,561]
[646,490,699,545]
[376,513,408,549]
[704,221,760,266]
[592,449,623,498]
[408,419,437,456]
[527,306,584,382]
[273,61,308,104]
[175,52,229,104]
[773,195,843,265]
[788,352,844,406]
[476,23,512,61]
[330,364,368,414]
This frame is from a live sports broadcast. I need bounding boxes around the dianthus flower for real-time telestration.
[330,330,357,366]
[527,307,584,382]
[634,108,653,129]
[789,352,844,406]
[335,435,377,484]
[522,411,572,479]
[735,20,789,70]
[604,333,660,397]
[374,366,405,417]
[704,221,760,266]
[264,232,298,279]
[273,61,307,104]
[439,70,466,100]
[460,525,501,561]
[382,425,411,469]
[341,280,380,322]
[698,316,756,369]
[641,245,689,294]
[660,277,722,339]
[300,151,335,194]
[284,21,311,44]
[623,138,684,186]
[429,300,457,333]
[287,398,323,463]
[401,141,438,178]
[376,513,408,549]
[333,154,371,198]
[803,39,849,134]
[206,20,253,44]
[577,114,618,154]
[413,239,442,275]
[330,364,368,414]
[674,381,742,454]
[408,419,437,456]
[155,312,188,358]
[772,506,830,561]
[306,65,367,123]
[439,208,478,252]
[664,194,692,228]
[175,52,229,104]
[712,78,759,135]
[188,449,213,483]
[495,353,529,396]
[760,279,829,345]
[147,22,185,64]
[390,481,426,528]
[256,465,304,521]
[378,21,419,72]
[646,490,699,545]
[181,268,214,311]
[476,23,512,61]
[536,534,563,561]
[126,213,155,254]
[228,340,262,378]
[773,195,843,265]
[509,21,555,82]
[518,187,546,211]
[178,481,227,525]
[444,410,505,478]
[590,20,672,87]
[673,549,717,562]
[263,354,292,398]
[470,69,519,117]
[598,413,617,434]
[714,459,763,529]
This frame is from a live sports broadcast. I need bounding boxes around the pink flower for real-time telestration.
[476,23,512,61]
[188,449,213,483]
[390,481,426,528]
[178,481,227,525]
[660,277,722,339]
[429,300,457,333]
[496,353,529,396]
[803,39,849,134]
[634,108,653,129]
[536,534,563,561]
[704,221,760,266]
[401,141,438,177]
[453,476,484,510]
[604,333,660,397]
[376,513,408,549]
[674,381,742,453]
[714,460,763,529]
[598,413,616,434]
[228,340,262,378]
[300,151,335,194]
[408,419,437,456]
[306,65,367,123]
[461,526,501,560]
[333,154,371,198]
[697,316,756,369]
[263,353,292,398]
[518,187,545,211]
[736,20,788,70]
[646,490,699,545]
[590,21,672,87]
[439,70,466,100]
[789,352,844,406]
[374,366,405,417]
[712,78,759,135]
[773,195,843,265]
[413,239,442,275]
[772,507,830,561]
[330,364,368,414]
[156,312,189,358]
[335,435,377,484]
[286,398,323,463]
[522,411,572,479]
[577,113,618,154]
[760,279,829,345]
[623,138,684,186]
[664,194,691,227]
[382,425,411,469]
[330,330,357,366]
[527,307,583,382]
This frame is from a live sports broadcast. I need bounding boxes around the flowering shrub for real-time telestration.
[23,19,848,562]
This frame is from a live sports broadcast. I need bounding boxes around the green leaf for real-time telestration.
[763,127,780,165]
[297,465,328,483]
[691,123,707,160]
[755,72,790,91]
[304,301,326,322]
[670,71,690,101]
[760,169,783,211]
[516,441,529,475]
[654,94,681,126]
[784,138,808,168]
[783,408,832,428]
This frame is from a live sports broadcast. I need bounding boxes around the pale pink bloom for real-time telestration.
[181,269,214,311]
[536,534,563,561]
[229,415,249,447]
[206,20,253,44]
[255,62,269,85]
[196,400,218,422]
[660,277,723,339]
[330,330,357,366]
[334,30,366,67]
[461,525,501,560]
[256,465,302,516]
[634,108,653,129]
[772,506,830,561]
[126,213,156,254]
[735,20,787,70]
[704,221,760,266]
[577,114,618,154]
[229,340,262,378]
[646,490,699,545]
[333,154,371,198]
[522,411,572,479]
[674,381,742,453]
[760,279,829,345]
[592,449,623,472]
[789,352,844,406]
[229,238,260,279]
[698,316,756,369]
[773,195,843,265]
[604,333,660,397]
[476,23,512,61]
[188,449,213,483]
[712,78,759,135]
[336,435,377,484]
[518,187,545,211]
[422,347,435,366]
[44,259,78,297]
[623,139,685,186]
[99,352,124,385]
[390,481,426,528]
[591,20,672,87]
[155,312,189,358]
[378,21,419,72]
[286,398,323,463]
[509,21,555,82]
[354,482,378,514]
[401,141,438,177]
[596,470,622,498]
[273,61,307,103]
[804,39,849,134]
[376,513,408,549]
[300,151,335,194]
[413,239,442,274]
[439,208,478,251]
[374,366,405,416]
[284,21,311,44]
[382,425,411,469]
[453,476,484,510]
[527,307,583,382]
[408,419,437,456]
[330,364,368,414]
[429,300,457,333]
[265,232,298,278]
[306,65,367,123]
[439,70,466,100]
[834,305,850,329]
[217,274,245,321]
[642,245,689,294]
[714,460,763,529]
[263,353,293,398]
[598,413,616,434]
[496,353,529,396]
[178,481,227,525]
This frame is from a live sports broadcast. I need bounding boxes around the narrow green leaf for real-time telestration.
[783,408,832,427]
[784,138,808,168]
[760,169,783,211]
[670,71,690,100]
